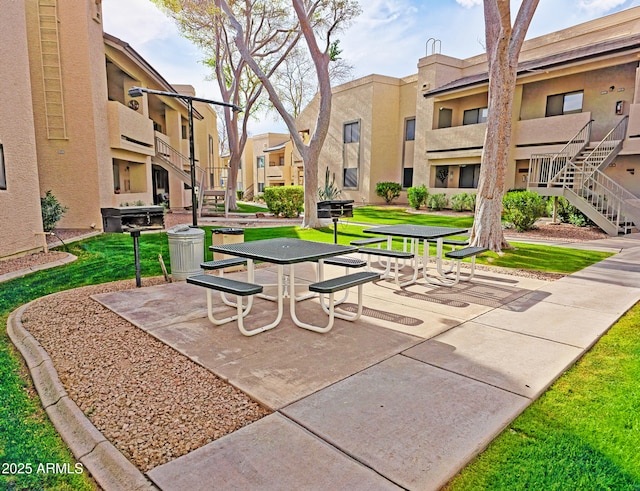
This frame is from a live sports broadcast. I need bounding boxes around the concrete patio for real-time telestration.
[86,235,640,490]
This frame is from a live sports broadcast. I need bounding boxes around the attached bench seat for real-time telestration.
[201,257,247,271]
[322,256,367,268]
[358,247,416,286]
[303,271,380,333]
[436,246,488,286]
[186,274,277,337]
[357,248,413,259]
[426,238,470,247]
[350,237,387,247]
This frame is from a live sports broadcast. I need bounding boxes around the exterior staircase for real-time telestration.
[152,137,206,215]
[528,116,640,235]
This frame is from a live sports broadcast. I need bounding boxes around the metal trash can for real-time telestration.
[167,225,205,281]
[211,228,245,272]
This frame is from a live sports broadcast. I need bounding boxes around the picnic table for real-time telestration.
[361,224,474,285]
[201,238,377,333]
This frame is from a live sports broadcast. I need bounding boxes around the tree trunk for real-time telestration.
[469,0,539,253]
[470,58,515,252]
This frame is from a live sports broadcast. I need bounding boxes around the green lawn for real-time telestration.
[0,212,624,489]
[446,302,640,490]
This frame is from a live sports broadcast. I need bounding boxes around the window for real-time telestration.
[257,156,264,168]
[459,164,480,188]
[257,182,265,192]
[343,121,359,143]
[402,168,413,188]
[343,168,358,188]
[0,144,6,190]
[463,107,488,125]
[181,125,188,139]
[438,108,452,128]
[546,91,583,117]
[343,120,360,188]
[405,118,415,141]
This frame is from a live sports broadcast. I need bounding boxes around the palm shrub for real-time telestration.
[40,190,68,232]
[263,186,304,218]
[451,192,476,212]
[407,185,428,210]
[426,193,448,211]
[375,182,402,204]
[503,190,546,231]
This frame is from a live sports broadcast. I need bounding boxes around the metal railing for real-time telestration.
[528,119,592,186]
[562,160,636,231]
[154,137,206,214]
[580,116,628,175]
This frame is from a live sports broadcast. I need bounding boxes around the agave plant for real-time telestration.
[318,166,341,200]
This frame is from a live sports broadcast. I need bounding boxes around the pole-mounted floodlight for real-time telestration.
[128,86,242,227]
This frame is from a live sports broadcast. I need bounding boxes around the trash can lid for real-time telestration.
[212,227,244,235]
[167,225,205,236]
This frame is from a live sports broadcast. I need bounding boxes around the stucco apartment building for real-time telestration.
[0,0,221,260]
[297,7,640,233]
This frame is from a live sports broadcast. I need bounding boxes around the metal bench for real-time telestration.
[305,271,380,333]
[427,238,470,247]
[350,237,387,247]
[201,257,247,271]
[200,257,249,308]
[437,246,488,286]
[186,274,277,336]
[358,247,416,286]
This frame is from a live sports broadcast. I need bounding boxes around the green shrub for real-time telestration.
[263,186,304,218]
[450,192,476,212]
[236,190,244,201]
[426,193,448,211]
[375,182,402,204]
[502,190,546,232]
[40,190,68,232]
[407,185,428,210]
[546,196,592,227]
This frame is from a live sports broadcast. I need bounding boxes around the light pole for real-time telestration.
[128,86,241,227]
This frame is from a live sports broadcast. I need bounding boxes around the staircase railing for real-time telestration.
[528,119,592,186]
[561,160,637,232]
[580,116,628,174]
[155,137,206,215]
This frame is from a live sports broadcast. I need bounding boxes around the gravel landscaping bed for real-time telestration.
[20,279,271,472]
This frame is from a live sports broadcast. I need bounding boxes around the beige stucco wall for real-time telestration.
[0,0,45,259]
[25,0,111,230]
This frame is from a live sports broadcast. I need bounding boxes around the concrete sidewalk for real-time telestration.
[89,235,640,490]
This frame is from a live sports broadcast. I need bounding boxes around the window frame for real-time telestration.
[405,118,416,141]
[463,107,488,125]
[343,121,360,143]
[545,90,584,117]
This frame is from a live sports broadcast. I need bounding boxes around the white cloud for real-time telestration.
[455,0,482,8]
[578,0,629,14]
[102,0,175,47]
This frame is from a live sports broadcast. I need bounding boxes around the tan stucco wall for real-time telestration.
[25,0,111,230]
[0,0,45,258]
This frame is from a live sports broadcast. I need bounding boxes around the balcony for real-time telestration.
[266,165,284,178]
[425,123,486,157]
[107,101,155,155]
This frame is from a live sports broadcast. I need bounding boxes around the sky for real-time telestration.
[102,0,640,135]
